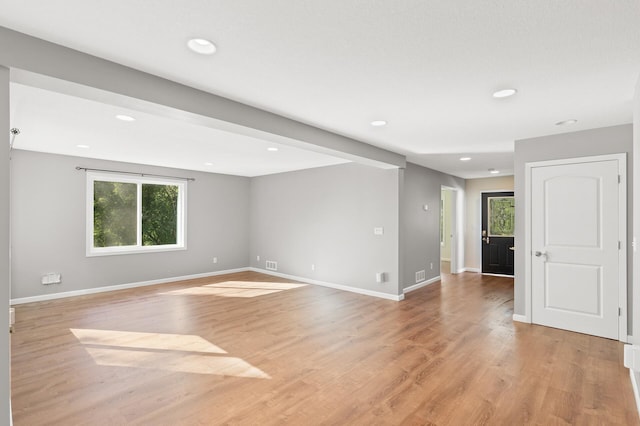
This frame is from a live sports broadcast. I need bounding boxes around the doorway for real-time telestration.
[481,191,515,275]
[526,154,626,340]
[440,187,457,275]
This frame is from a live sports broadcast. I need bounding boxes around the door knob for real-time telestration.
[534,251,547,257]
[509,246,515,251]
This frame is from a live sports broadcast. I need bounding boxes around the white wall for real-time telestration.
[514,125,633,329]
[10,150,251,300]
[1,65,11,426]
[250,163,401,297]
[402,163,465,287]
[464,176,514,272]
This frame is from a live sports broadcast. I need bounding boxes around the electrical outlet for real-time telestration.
[257,255,260,261]
[311,264,315,271]
[213,257,218,264]
[430,262,433,270]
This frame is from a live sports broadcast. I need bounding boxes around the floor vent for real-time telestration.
[265,261,278,271]
[415,270,426,283]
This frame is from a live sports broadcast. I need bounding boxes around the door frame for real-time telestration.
[480,190,515,276]
[440,186,459,274]
[524,153,627,341]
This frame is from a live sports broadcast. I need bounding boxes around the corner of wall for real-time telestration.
[632,74,640,342]
[1,64,12,425]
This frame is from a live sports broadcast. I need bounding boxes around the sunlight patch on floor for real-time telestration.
[160,280,307,298]
[84,348,271,378]
[70,329,226,353]
[71,328,270,378]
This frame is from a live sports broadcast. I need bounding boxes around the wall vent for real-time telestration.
[415,270,426,283]
[265,260,278,271]
[42,272,62,285]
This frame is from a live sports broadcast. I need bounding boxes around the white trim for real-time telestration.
[10,268,249,305]
[630,370,640,419]
[462,267,481,273]
[248,267,404,301]
[524,153,627,340]
[482,273,514,278]
[512,314,529,323]
[404,276,441,293]
[440,257,451,262]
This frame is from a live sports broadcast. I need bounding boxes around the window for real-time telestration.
[487,196,515,237]
[87,172,186,256]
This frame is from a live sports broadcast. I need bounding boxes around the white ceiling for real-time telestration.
[9,83,349,177]
[1,1,639,178]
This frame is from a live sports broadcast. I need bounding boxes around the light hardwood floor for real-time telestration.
[11,271,639,425]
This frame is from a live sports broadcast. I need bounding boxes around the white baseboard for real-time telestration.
[248,267,404,301]
[404,276,441,294]
[512,314,529,323]
[630,370,640,419]
[483,273,514,278]
[10,267,250,305]
[462,267,481,273]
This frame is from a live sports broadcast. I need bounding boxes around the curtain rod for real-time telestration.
[75,166,195,182]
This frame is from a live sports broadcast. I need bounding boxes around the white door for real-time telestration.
[530,155,625,340]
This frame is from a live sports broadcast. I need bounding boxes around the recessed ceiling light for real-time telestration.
[204,162,213,166]
[76,144,90,149]
[187,38,217,55]
[555,119,577,126]
[459,157,471,161]
[370,120,387,127]
[492,88,517,98]
[267,147,279,152]
[115,114,135,122]
[489,169,500,174]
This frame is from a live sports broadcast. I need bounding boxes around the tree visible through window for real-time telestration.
[93,181,137,247]
[88,172,185,255]
[141,184,178,246]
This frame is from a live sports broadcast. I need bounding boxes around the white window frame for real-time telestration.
[86,171,187,256]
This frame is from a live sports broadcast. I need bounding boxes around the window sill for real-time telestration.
[86,245,187,257]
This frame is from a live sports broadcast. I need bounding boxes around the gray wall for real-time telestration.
[402,163,465,288]
[1,66,11,425]
[250,163,401,296]
[10,150,250,299]
[514,125,633,329]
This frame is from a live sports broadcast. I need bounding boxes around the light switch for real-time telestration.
[374,227,384,236]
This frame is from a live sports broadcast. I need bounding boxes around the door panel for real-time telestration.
[545,263,601,315]
[545,176,601,248]
[531,159,619,339]
[481,192,514,275]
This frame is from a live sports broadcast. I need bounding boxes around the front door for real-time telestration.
[530,155,624,340]
[481,192,515,275]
